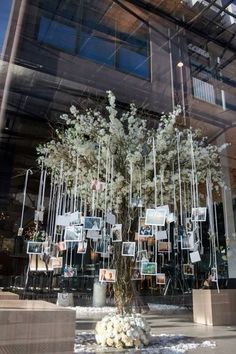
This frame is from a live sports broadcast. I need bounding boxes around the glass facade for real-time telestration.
[0,0,236,291]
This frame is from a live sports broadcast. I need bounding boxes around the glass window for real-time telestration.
[80,31,115,66]
[118,46,149,79]
[0,0,13,55]
[37,16,76,53]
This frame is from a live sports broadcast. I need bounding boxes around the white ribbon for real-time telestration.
[19,169,33,230]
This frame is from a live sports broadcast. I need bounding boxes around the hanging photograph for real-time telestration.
[90,180,106,192]
[183,263,194,276]
[158,241,172,253]
[141,261,157,275]
[167,213,176,223]
[58,241,67,252]
[145,208,166,226]
[156,273,166,285]
[96,239,108,254]
[106,212,116,225]
[64,225,83,242]
[84,216,102,230]
[111,224,122,242]
[138,217,153,236]
[27,241,43,254]
[77,241,88,254]
[122,242,136,256]
[190,250,201,263]
[173,228,178,249]
[136,250,149,262]
[86,229,101,239]
[34,210,44,222]
[155,230,167,240]
[70,211,82,225]
[63,266,77,278]
[56,213,71,226]
[191,207,207,222]
[132,268,142,280]
[51,257,63,269]
[181,231,194,250]
[99,268,116,282]
[211,267,218,282]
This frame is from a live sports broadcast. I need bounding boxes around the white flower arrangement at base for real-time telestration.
[95,313,151,349]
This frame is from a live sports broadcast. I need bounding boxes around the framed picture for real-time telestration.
[99,268,116,282]
[84,216,102,230]
[64,225,83,242]
[77,241,87,254]
[156,273,166,284]
[141,262,157,275]
[122,242,136,257]
[191,207,207,222]
[145,209,166,226]
[27,241,43,255]
[111,224,122,242]
[136,250,148,262]
[183,263,194,276]
[138,217,153,236]
[132,268,142,280]
[158,241,172,253]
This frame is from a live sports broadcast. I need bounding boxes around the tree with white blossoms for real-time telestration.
[37,91,227,317]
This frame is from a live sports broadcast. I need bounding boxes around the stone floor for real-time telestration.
[75,307,236,353]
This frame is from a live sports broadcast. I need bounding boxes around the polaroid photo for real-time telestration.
[86,229,101,239]
[158,241,172,253]
[211,267,218,282]
[51,257,63,269]
[132,268,142,280]
[156,204,170,215]
[183,263,194,276]
[99,268,116,282]
[27,241,43,255]
[191,207,207,222]
[181,231,194,250]
[90,180,106,192]
[141,262,157,275]
[111,224,122,242]
[186,217,193,232]
[64,225,83,242]
[84,216,102,230]
[138,217,153,236]
[156,273,166,285]
[145,209,166,226]
[77,241,88,254]
[56,213,71,226]
[96,239,108,254]
[70,211,82,225]
[63,266,77,278]
[155,230,167,241]
[167,212,175,223]
[122,242,136,257]
[34,210,44,222]
[58,241,67,252]
[17,227,24,237]
[136,250,148,262]
[190,250,201,263]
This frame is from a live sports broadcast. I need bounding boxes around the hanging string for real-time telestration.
[37,162,44,212]
[110,156,114,212]
[104,143,110,217]
[223,186,229,238]
[73,154,79,212]
[41,167,47,212]
[176,133,183,224]
[95,143,101,215]
[46,173,53,236]
[153,138,157,208]
[129,161,133,207]
[70,243,73,267]
[53,160,63,243]
[19,169,33,232]
[144,157,147,211]
[160,168,164,206]
[214,202,219,249]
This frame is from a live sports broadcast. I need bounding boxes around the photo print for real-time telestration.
[181,231,194,250]
[64,225,83,242]
[138,217,153,236]
[191,207,207,222]
[77,241,88,254]
[84,216,102,230]
[173,228,178,249]
[63,266,77,278]
[70,211,82,225]
[96,239,108,254]
[86,229,101,239]
[190,250,201,263]
[27,241,43,255]
[186,217,193,232]
[51,257,63,269]
[122,242,136,257]
[136,249,149,262]
[141,262,157,275]
[90,180,106,192]
[156,273,166,285]
[111,224,122,242]
[158,241,172,253]
[58,241,67,252]
[132,268,142,280]
[106,212,116,225]
[145,208,166,226]
[183,263,194,276]
[154,229,167,240]
[99,268,116,282]
[211,267,218,282]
